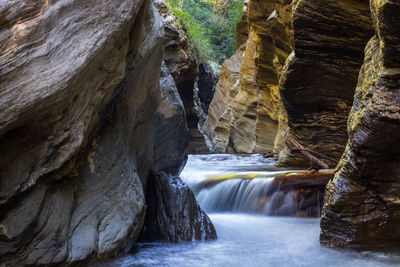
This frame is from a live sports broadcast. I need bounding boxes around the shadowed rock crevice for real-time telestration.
[154,0,215,154]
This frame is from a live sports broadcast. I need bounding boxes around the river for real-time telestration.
[100,154,400,267]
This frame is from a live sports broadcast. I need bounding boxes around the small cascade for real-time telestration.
[195,178,275,213]
[181,154,328,217]
[193,176,324,217]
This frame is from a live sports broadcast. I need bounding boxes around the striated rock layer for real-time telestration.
[0,0,215,266]
[204,0,293,154]
[321,0,400,248]
[277,0,373,166]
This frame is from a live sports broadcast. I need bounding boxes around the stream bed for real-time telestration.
[100,154,400,267]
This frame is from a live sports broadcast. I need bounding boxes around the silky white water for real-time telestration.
[100,154,400,267]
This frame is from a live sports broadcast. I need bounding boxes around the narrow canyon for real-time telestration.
[0,0,399,266]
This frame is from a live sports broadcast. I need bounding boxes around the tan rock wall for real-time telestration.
[204,0,293,154]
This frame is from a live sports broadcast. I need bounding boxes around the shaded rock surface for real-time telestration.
[0,0,213,266]
[154,0,213,154]
[197,63,215,115]
[321,0,400,248]
[277,0,374,166]
[140,172,217,242]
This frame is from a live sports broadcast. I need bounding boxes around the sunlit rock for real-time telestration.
[204,0,293,154]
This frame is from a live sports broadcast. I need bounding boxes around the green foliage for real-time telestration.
[165,0,244,67]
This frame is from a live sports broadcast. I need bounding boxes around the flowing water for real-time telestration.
[100,154,400,267]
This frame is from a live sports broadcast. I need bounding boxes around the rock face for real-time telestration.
[203,45,245,152]
[277,0,374,167]
[141,172,217,242]
[321,1,400,248]
[154,0,213,154]
[235,0,249,48]
[0,0,214,266]
[204,0,293,154]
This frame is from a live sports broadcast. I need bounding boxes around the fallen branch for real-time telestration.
[286,138,329,169]
[272,169,334,190]
[291,148,338,163]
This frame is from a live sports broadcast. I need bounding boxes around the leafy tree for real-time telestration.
[165,0,244,71]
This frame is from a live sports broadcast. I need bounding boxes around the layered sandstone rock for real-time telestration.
[204,0,293,154]
[203,45,245,152]
[0,1,214,265]
[277,0,373,166]
[321,0,400,248]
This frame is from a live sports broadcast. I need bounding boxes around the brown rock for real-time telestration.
[320,0,400,248]
[203,45,245,152]
[235,0,249,47]
[277,0,373,167]
[204,0,293,154]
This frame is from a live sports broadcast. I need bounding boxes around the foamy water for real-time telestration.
[99,154,400,267]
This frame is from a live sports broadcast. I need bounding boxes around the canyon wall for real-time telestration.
[321,0,400,248]
[204,0,293,154]
[278,0,373,166]
[205,0,400,248]
[205,0,373,166]
[0,0,215,266]
[155,0,213,154]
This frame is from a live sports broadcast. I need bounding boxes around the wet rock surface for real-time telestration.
[277,0,373,167]
[0,0,212,265]
[140,172,217,242]
[320,0,400,248]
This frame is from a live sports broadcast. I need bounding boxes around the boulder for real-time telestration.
[140,172,217,242]
[0,0,212,265]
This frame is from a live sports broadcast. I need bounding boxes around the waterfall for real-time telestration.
[181,154,324,217]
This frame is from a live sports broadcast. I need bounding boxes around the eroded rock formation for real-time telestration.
[203,45,245,152]
[321,0,400,248]
[154,0,213,154]
[204,0,293,154]
[277,0,374,166]
[0,0,214,265]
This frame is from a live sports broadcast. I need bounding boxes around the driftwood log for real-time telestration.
[285,138,335,169]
